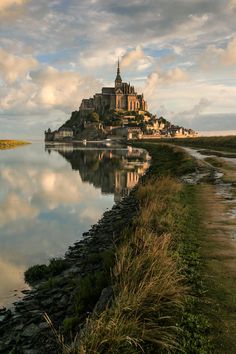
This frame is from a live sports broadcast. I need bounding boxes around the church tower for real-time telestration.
[115,59,122,89]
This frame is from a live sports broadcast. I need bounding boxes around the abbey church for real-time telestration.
[79,61,147,117]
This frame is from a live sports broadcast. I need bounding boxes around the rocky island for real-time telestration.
[45,62,197,142]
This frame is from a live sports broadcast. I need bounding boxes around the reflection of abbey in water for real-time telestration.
[46,146,150,202]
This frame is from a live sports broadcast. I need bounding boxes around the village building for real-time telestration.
[45,127,73,141]
[113,126,143,140]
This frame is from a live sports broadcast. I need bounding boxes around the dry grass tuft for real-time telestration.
[64,232,185,352]
[61,176,187,353]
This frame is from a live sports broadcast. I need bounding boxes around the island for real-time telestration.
[45,62,197,142]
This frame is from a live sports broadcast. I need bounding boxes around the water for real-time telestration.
[0,143,149,307]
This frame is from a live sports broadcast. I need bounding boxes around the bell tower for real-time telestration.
[115,59,122,89]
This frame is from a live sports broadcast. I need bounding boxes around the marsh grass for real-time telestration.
[61,175,187,353]
[52,144,213,353]
[71,231,185,354]
[155,136,236,153]
[0,139,30,149]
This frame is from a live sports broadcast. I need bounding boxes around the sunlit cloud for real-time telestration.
[201,35,236,68]
[144,67,189,97]
[0,0,235,135]
[0,0,28,13]
[121,46,152,71]
[0,48,38,83]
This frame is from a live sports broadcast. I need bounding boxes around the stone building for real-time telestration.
[45,127,73,141]
[80,61,147,117]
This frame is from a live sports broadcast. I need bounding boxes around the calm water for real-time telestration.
[0,143,149,307]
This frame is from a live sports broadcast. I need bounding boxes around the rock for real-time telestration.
[23,349,39,354]
[93,286,113,315]
[22,323,40,337]
[38,322,48,331]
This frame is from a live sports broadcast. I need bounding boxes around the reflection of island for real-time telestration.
[45,146,150,202]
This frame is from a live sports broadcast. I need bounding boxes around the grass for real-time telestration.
[41,142,236,353]
[0,139,30,150]
[58,145,213,353]
[142,136,236,153]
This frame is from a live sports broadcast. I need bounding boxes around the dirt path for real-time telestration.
[185,149,236,353]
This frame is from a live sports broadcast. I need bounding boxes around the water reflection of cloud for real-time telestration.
[0,163,114,265]
[0,145,149,307]
[0,257,26,308]
[0,192,38,227]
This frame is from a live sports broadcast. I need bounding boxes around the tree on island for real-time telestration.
[88,111,100,122]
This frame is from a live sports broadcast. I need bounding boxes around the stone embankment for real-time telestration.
[0,190,140,353]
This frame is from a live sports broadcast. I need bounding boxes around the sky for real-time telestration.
[0,0,236,139]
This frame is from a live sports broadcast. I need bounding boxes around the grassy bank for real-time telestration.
[59,144,215,353]
[143,136,236,153]
[0,139,30,150]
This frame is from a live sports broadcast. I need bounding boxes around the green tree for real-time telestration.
[88,112,100,122]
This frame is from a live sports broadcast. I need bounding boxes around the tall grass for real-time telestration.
[62,177,186,353]
[70,233,185,354]
[51,144,212,353]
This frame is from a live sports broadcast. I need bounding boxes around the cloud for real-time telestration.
[177,98,211,121]
[201,35,236,68]
[144,67,188,96]
[121,46,152,71]
[0,52,100,114]
[228,0,236,12]
[0,0,28,13]
[220,35,236,65]
[0,48,38,83]
[0,0,236,135]
[30,66,101,112]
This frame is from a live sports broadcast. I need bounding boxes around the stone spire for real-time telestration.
[115,59,122,88]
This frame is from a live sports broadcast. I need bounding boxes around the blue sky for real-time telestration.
[0,0,236,138]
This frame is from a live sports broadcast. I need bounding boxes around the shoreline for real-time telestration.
[0,179,141,352]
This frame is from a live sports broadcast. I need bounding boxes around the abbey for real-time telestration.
[80,61,147,117]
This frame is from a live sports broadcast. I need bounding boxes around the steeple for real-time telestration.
[115,59,122,88]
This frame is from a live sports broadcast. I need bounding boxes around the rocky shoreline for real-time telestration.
[0,188,140,353]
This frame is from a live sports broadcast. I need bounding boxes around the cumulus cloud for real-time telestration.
[121,46,152,71]
[30,66,100,112]
[201,35,236,68]
[144,67,188,96]
[0,52,100,114]
[0,48,38,83]
[0,0,235,135]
